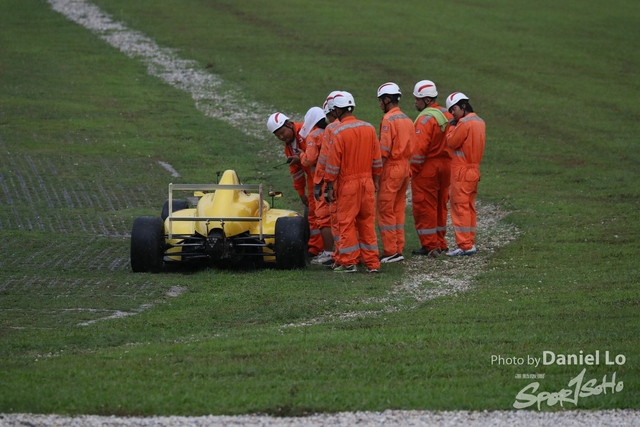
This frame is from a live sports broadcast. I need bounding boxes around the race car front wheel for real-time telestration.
[130,216,165,273]
[275,216,308,270]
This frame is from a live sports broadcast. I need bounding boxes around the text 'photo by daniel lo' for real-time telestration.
[490,350,627,410]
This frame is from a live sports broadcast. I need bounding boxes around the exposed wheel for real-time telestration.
[275,216,308,270]
[130,216,165,273]
[161,199,189,221]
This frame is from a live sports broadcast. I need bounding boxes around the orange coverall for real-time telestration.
[410,103,453,252]
[285,122,323,255]
[377,107,413,257]
[313,121,341,234]
[446,112,486,251]
[300,126,326,245]
[325,115,382,269]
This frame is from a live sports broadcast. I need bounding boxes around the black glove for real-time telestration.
[323,187,332,204]
[313,183,323,201]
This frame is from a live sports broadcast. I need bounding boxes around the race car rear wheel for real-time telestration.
[130,216,165,273]
[161,199,190,221]
[275,216,308,270]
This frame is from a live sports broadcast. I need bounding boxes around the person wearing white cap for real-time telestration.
[324,92,383,273]
[410,79,453,258]
[266,111,324,257]
[375,83,414,264]
[312,91,344,266]
[444,92,486,256]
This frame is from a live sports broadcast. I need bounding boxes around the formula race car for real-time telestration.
[130,170,308,272]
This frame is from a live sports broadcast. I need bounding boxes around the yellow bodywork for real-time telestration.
[164,170,298,262]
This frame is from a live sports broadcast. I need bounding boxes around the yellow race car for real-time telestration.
[130,170,308,272]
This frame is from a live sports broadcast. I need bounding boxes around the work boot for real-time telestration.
[311,251,333,265]
[446,246,477,257]
[333,264,357,273]
[380,253,404,263]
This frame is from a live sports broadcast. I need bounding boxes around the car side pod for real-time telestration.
[130,216,165,273]
[274,216,308,270]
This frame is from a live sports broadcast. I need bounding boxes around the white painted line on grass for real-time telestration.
[158,161,180,178]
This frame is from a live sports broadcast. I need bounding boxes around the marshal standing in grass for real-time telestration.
[410,80,453,258]
[290,106,331,265]
[325,92,383,273]
[312,91,343,266]
[375,82,414,264]
[445,92,486,256]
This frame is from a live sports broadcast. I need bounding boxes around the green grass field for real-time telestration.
[0,0,639,415]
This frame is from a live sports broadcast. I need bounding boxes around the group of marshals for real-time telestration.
[267,81,485,273]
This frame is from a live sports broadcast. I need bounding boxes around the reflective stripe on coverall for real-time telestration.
[325,116,382,269]
[285,122,323,255]
[302,127,325,254]
[446,113,485,251]
[410,103,452,251]
[377,107,413,256]
[303,127,329,230]
[315,121,342,249]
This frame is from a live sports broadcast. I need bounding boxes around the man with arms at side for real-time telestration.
[410,80,453,258]
[325,92,383,273]
[311,92,343,265]
[375,82,414,263]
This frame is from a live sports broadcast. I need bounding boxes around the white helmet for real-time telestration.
[332,91,355,109]
[413,80,438,98]
[267,112,289,133]
[377,82,401,98]
[446,92,469,110]
[300,107,325,138]
[324,90,342,114]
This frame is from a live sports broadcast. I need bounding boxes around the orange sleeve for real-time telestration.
[285,144,306,195]
[411,118,430,176]
[325,132,342,183]
[301,128,323,168]
[446,121,469,151]
[371,128,383,177]
[313,128,333,184]
[379,116,392,160]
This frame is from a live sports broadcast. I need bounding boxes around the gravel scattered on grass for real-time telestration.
[3,409,640,427]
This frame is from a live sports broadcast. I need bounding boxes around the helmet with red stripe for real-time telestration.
[267,112,289,133]
[377,82,402,98]
[445,92,469,110]
[324,90,342,115]
[332,91,355,109]
[413,80,438,98]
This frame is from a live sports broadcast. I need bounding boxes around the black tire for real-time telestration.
[161,199,189,221]
[275,216,308,270]
[130,216,165,273]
